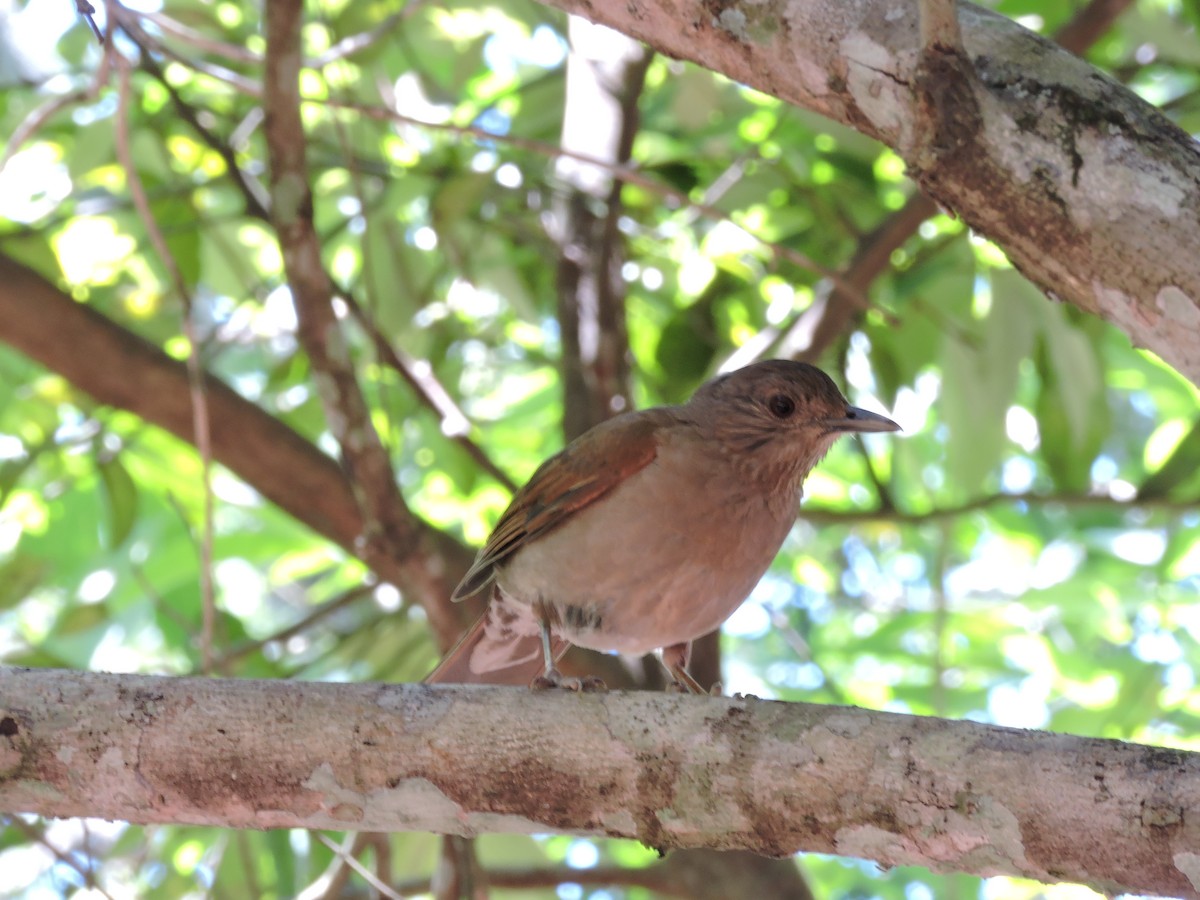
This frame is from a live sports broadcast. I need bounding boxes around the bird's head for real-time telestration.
[687,359,900,493]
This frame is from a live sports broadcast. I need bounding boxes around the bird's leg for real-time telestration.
[528,600,605,691]
[661,642,721,695]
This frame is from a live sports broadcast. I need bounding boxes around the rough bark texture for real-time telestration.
[1,669,1197,898]
[532,0,1200,386]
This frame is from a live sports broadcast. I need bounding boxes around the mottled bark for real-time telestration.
[1,669,1196,898]
[532,0,1200,386]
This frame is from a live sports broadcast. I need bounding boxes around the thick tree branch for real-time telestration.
[534,0,1200,386]
[0,254,477,645]
[0,669,1196,898]
[735,0,1133,367]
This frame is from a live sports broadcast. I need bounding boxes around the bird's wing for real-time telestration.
[451,410,668,602]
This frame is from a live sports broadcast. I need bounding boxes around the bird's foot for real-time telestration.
[531,668,608,692]
[667,677,723,695]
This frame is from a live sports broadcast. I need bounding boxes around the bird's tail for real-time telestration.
[424,607,569,686]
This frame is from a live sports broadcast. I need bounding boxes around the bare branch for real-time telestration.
[531,0,1200,387]
[213,584,377,669]
[314,834,404,900]
[0,254,478,647]
[1054,0,1135,56]
[2,669,1196,899]
[261,0,467,644]
[797,488,1200,525]
[74,0,103,43]
[335,289,518,495]
[704,0,1134,369]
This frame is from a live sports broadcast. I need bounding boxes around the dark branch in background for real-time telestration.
[85,9,884,311]
[7,818,115,900]
[0,254,477,647]
[797,488,1199,526]
[74,0,103,43]
[112,14,516,499]
[794,195,937,365]
[336,289,519,494]
[1053,0,1133,55]
[551,19,648,441]
[260,0,477,645]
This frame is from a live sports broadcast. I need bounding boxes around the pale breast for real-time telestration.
[494,428,798,655]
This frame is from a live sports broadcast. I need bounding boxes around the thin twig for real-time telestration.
[75,0,103,43]
[309,39,518,494]
[393,862,681,896]
[114,54,217,674]
[7,818,117,900]
[314,833,405,900]
[110,6,260,95]
[311,5,426,67]
[797,489,1200,526]
[213,583,377,668]
[111,10,881,312]
[347,100,878,312]
[119,21,271,219]
[139,10,261,63]
[1,42,114,173]
[262,0,467,644]
[338,290,519,493]
[134,21,512,495]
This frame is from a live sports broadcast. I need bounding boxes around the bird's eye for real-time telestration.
[767,393,795,418]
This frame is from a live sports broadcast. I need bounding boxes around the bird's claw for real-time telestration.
[667,678,723,695]
[531,669,607,692]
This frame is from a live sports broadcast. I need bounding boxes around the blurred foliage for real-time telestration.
[0,0,1198,897]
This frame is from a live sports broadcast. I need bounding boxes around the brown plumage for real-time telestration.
[426,359,900,691]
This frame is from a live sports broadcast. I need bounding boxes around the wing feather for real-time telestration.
[451,410,667,601]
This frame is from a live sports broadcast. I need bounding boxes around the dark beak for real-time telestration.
[826,406,901,434]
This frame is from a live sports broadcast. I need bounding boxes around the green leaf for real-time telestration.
[939,271,1035,493]
[1138,417,1200,499]
[97,455,139,549]
[1031,301,1109,491]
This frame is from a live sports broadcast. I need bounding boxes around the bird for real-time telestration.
[426,359,900,692]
